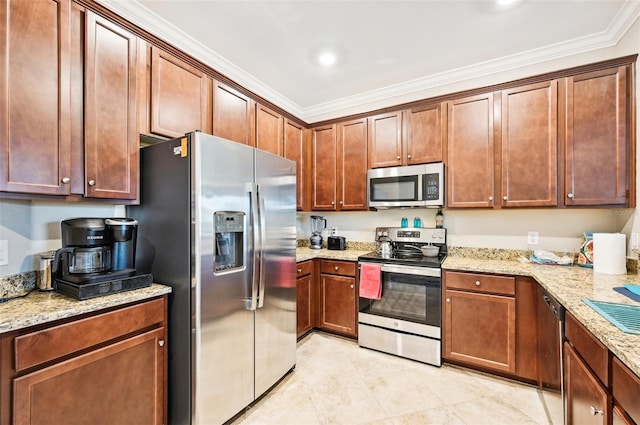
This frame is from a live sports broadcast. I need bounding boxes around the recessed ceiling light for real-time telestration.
[317,50,338,68]
[496,0,523,8]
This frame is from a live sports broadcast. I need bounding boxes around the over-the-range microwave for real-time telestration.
[367,163,445,208]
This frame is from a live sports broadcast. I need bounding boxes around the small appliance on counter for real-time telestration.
[52,217,152,300]
[328,235,346,250]
[309,215,327,249]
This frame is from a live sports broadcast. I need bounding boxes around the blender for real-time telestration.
[309,215,327,249]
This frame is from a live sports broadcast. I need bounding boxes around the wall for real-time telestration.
[0,200,125,276]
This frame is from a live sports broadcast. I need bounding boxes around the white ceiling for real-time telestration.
[101,0,640,123]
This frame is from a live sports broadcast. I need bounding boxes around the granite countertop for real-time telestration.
[0,284,172,334]
[296,247,373,262]
[443,257,640,378]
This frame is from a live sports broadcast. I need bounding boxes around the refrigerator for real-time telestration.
[128,131,297,425]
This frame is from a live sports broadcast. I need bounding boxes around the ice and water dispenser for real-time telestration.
[214,212,245,273]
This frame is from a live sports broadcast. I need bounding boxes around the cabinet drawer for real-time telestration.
[612,357,640,423]
[320,260,356,277]
[14,297,165,372]
[445,271,515,296]
[565,311,609,387]
[296,260,313,278]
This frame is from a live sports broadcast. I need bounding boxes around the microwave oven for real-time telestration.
[367,163,445,208]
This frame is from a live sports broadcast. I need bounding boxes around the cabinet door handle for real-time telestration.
[589,406,603,416]
[88,179,96,186]
[331,201,335,205]
[158,340,165,347]
[396,155,401,160]
[339,200,343,205]
[567,193,574,199]
[407,154,412,159]
[475,281,481,286]
[350,284,354,289]
[488,196,494,201]
[446,298,451,302]
[502,196,508,201]
[61,177,71,184]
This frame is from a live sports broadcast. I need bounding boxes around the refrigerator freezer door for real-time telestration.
[254,149,297,397]
[194,134,256,424]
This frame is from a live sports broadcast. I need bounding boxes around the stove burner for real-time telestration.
[394,250,425,259]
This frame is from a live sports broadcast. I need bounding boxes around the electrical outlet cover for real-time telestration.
[527,232,539,245]
[0,240,8,266]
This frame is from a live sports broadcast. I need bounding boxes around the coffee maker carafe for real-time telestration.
[309,215,327,249]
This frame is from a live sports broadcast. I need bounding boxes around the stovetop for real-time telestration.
[358,226,447,268]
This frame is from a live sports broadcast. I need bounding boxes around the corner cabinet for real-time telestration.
[0,296,168,425]
[284,119,308,211]
[564,66,630,206]
[318,260,358,338]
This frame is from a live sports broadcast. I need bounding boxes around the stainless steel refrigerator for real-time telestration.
[129,131,297,425]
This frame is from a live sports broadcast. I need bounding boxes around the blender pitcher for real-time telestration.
[309,215,327,249]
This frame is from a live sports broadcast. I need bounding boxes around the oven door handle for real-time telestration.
[377,264,441,278]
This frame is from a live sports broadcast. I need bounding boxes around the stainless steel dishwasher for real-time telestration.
[537,285,566,425]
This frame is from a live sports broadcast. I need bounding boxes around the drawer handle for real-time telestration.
[475,281,481,286]
[334,266,339,271]
[350,284,354,289]
[159,340,165,347]
[589,406,603,416]
[297,268,302,273]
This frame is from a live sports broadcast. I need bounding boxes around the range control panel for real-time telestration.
[376,227,446,244]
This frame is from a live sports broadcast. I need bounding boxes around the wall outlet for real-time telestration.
[0,240,8,266]
[632,233,639,250]
[527,231,539,245]
[330,227,337,236]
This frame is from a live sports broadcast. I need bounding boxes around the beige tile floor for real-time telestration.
[230,332,563,425]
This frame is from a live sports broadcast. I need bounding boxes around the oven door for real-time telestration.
[359,263,441,331]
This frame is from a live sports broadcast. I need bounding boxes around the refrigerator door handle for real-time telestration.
[249,183,260,311]
[257,185,267,308]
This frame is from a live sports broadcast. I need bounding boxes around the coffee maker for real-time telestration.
[53,218,152,299]
[309,215,327,249]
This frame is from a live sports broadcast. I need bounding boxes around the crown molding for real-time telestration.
[98,0,640,124]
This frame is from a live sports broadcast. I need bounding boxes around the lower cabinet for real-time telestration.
[443,271,537,380]
[318,260,358,338]
[296,260,315,338]
[0,296,167,425]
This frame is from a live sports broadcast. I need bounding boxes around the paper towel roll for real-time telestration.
[593,233,626,275]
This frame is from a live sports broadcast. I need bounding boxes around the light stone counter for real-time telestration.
[296,247,372,262]
[0,284,172,334]
[443,257,640,378]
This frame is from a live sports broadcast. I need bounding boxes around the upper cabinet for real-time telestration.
[564,66,629,206]
[312,125,337,210]
[212,81,255,146]
[368,111,403,168]
[1,0,141,201]
[500,81,558,207]
[145,46,212,138]
[0,0,72,195]
[83,11,141,200]
[445,93,496,208]
[283,119,308,211]
[255,103,283,156]
[337,118,368,210]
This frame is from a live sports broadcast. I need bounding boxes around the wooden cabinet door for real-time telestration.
[319,273,357,337]
[13,327,165,425]
[564,66,628,206]
[368,111,403,168]
[446,93,496,208]
[444,289,516,373]
[213,81,255,146]
[337,118,368,210]
[405,103,443,165]
[501,81,558,207]
[296,274,313,338]
[255,103,283,155]
[0,0,72,195]
[312,124,337,210]
[564,342,610,425]
[84,11,139,200]
[284,119,307,211]
[149,47,212,138]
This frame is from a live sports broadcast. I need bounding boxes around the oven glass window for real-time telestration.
[370,175,419,202]
[363,271,440,327]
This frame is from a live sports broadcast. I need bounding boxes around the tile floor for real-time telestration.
[230,332,563,425]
